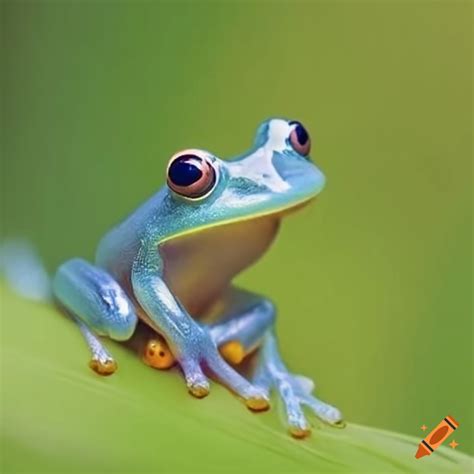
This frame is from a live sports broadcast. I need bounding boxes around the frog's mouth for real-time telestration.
[160,195,316,246]
[274,196,315,218]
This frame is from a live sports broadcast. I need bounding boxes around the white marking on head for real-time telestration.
[226,119,295,193]
[228,146,290,192]
[264,119,293,153]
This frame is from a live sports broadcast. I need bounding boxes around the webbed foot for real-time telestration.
[178,327,269,408]
[254,332,344,438]
[263,371,344,438]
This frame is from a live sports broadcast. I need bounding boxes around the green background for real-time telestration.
[1,0,472,468]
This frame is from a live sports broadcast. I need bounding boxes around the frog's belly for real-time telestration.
[160,216,280,318]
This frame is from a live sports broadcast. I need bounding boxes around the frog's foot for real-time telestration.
[174,333,269,410]
[181,356,270,407]
[258,370,344,438]
[254,332,344,438]
[142,334,266,406]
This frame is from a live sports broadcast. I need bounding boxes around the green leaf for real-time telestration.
[1,285,471,473]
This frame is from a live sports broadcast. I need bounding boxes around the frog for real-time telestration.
[52,118,344,438]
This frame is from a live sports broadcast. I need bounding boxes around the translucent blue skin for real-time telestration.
[53,118,344,437]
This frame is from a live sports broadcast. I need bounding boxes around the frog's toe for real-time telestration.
[89,358,117,376]
[245,394,270,412]
[303,395,345,427]
[143,337,175,369]
[188,383,210,398]
[275,376,312,436]
[289,423,312,439]
[206,352,270,410]
[180,358,210,398]
[219,340,245,365]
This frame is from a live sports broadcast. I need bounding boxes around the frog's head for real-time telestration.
[163,118,325,238]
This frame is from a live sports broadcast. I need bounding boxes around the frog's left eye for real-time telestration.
[289,121,311,156]
[166,150,217,199]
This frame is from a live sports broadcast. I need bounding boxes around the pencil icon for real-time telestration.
[415,416,459,459]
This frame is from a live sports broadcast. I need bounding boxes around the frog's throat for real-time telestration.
[159,195,315,245]
[159,195,315,317]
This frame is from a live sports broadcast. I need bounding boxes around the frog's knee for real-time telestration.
[251,298,276,332]
[104,300,137,341]
[143,337,176,369]
[53,258,137,341]
[259,299,276,325]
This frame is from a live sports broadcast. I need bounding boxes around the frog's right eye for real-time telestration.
[166,150,217,199]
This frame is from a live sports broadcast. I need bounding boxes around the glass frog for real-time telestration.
[53,118,344,438]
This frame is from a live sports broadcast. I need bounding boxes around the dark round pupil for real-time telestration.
[169,156,202,186]
[289,121,309,145]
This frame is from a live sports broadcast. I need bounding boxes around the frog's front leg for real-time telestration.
[141,296,274,368]
[141,285,344,437]
[53,258,138,375]
[131,246,269,409]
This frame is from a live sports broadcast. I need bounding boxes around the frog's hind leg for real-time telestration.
[208,297,276,366]
[53,258,138,375]
[205,288,344,437]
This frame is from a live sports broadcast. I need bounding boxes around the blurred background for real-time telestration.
[2,0,472,454]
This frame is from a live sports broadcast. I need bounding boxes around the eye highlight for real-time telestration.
[166,150,217,199]
[289,120,311,156]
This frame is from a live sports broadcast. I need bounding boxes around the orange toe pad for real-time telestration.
[143,338,176,369]
[219,340,245,365]
[289,426,312,439]
[89,358,117,376]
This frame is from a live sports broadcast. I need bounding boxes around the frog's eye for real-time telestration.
[166,150,217,199]
[289,121,311,156]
